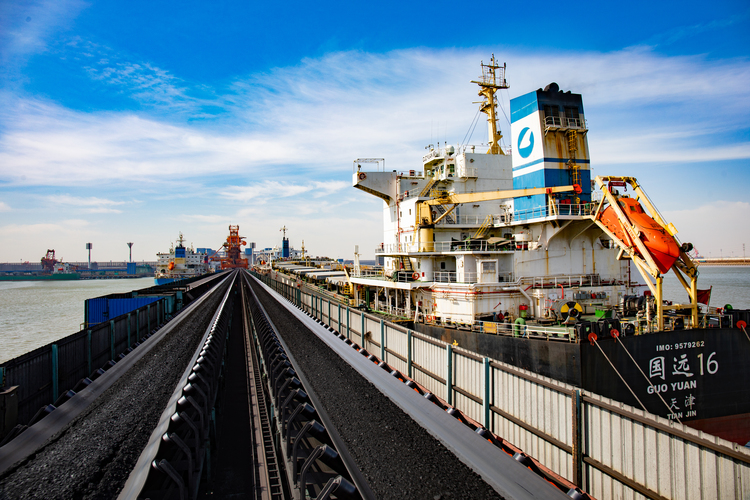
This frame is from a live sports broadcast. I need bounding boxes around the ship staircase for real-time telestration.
[394,255,417,281]
[473,215,493,239]
[433,203,456,224]
[567,130,581,204]
[419,177,439,198]
[397,255,414,272]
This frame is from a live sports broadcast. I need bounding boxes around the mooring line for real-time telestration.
[615,337,681,424]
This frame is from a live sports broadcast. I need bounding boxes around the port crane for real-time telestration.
[40,249,58,272]
[213,225,248,269]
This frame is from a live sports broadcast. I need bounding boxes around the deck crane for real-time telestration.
[416,184,582,252]
[590,176,699,330]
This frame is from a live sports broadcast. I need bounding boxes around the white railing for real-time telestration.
[544,115,587,130]
[375,239,516,254]
[479,321,575,341]
[520,274,602,288]
[358,268,385,278]
[513,203,594,222]
[457,165,478,178]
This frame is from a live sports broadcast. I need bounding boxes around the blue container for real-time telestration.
[127,262,136,275]
[85,296,160,325]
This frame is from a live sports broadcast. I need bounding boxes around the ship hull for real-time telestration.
[414,324,750,444]
[0,273,80,281]
[155,277,179,285]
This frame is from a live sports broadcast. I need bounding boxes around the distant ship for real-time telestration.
[0,250,80,281]
[154,233,210,285]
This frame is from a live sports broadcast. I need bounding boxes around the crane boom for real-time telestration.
[424,184,581,206]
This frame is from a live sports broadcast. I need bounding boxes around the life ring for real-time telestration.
[412,272,419,280]
[358,172,367,180]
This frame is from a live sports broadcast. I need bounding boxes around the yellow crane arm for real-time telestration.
[424,184,581,206]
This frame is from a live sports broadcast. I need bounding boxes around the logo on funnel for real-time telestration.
[518,127,534,158]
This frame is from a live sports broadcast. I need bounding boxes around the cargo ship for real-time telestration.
[0,250,80,281]
[343,56,750,444]
[154,233,210,285]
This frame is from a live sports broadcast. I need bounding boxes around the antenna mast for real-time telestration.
[471,55,509,155]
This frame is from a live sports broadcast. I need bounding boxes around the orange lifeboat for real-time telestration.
[598,196,680,274]
[168,261,175,271]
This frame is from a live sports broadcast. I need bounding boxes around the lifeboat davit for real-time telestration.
[598,197,680,274]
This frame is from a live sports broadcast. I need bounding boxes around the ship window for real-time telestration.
[409,209,412,215]
[544,105,559,118]
[564,106,580,120]
[440,262,446,270]
[481,261,496,273]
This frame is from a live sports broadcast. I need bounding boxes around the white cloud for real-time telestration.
[221,180,350,202]
[1,46,749,262]
[0,201,10,212]
[45,194,128,213]
[2,47,748,191]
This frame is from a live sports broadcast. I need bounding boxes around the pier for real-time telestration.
[697,257,750,266]
[0,270,748,499]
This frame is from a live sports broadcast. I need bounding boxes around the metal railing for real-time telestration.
[0,299,169,428]
[520,274,602,288]
[479,321,575,341]
[544,115,586,129]
[374,239,515,254]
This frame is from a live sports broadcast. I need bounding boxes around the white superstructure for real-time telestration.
[351,58,640,327]
[155,233,210,283]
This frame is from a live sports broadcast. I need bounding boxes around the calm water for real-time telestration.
[0,278,154,364]
[661,266,750,310]
[0,268,748,365]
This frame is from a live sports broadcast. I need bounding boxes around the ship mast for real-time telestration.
[471,55,509,155]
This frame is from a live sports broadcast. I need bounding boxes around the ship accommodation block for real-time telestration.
[354,146,634,325]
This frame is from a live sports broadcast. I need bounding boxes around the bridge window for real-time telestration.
[564,106,580,120]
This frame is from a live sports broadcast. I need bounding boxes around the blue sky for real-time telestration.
[1,0,749,263]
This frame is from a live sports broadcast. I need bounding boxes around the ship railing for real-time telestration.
[543,115,587,130]
[512,202,595,222]
[359,268,386,278]
[431,271,515,284]
[520,274,602,288]
[479,321,576,341]
[456,165,478,178]
[374,240,515,254]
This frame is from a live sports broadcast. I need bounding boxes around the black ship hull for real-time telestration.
[415,324,750,445]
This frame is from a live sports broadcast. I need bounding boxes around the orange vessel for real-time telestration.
[597,197,680,274]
